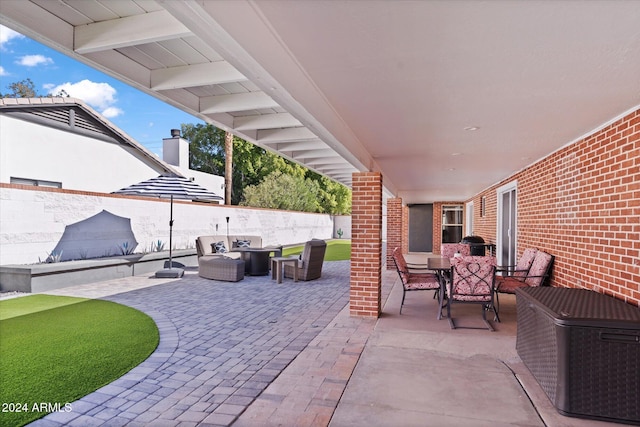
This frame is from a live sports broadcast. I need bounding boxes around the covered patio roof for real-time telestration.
[1,0,639,203]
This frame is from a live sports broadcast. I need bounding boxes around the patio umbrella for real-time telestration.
[113,174,223,278]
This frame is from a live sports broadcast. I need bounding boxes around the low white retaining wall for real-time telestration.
[0,250,197,293]
[0,185,335,266]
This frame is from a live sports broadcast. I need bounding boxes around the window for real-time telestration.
[442,205,463,243]
[10,177,62,188]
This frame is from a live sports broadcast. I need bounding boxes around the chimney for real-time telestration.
[163,129,189,169]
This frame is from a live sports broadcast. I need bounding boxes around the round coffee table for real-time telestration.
[231,248,272,275]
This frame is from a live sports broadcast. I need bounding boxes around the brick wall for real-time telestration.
[350,172,383,317]
[432,203,443,254]
[470,108,640,306]
[386,198,403,269]
[468,194,498,244]
[402,204,409,254]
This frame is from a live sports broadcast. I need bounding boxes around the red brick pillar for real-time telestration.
[402,204,409,254]
[386,198,403,269]
[350,172,383,317]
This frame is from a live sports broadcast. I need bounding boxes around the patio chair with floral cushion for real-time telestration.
[392,247,440,314]
[441,243,471,258]
[496,247,538,278]
[494,248,540,312]
[495,250,554,298]
[446,256,499,331]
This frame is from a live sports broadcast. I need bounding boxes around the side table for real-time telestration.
[271,257,298,283]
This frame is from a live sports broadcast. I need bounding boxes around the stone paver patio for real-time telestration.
[30,260,374,426]
[12,256,619,427]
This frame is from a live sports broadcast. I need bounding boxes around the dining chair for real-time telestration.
[497,247,538,277]
[441,243,471,259]
[494,248,540,312]
[447,256,499,331]
[495,250,554,295]
[392,247,440,314]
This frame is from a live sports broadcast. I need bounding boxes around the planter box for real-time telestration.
[0,250,197,293]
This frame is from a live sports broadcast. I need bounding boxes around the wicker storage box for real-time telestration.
[516,287,640,425]
[198,257,245,282]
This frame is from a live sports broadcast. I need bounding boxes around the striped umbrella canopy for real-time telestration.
[113,175,222,278]
[112,174,223,201]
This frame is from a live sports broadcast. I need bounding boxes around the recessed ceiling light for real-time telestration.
[464,126,480,131]
[451,152,461,156]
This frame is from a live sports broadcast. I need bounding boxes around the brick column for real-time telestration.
[386,198,403,269]
[402,204,409,254]
[350,172,382,317]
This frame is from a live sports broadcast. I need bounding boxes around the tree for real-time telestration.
[2,79,69,98]
[224,131,233,205]
[180,122,352,213]
[240,171,321,212]
[1,78,41,98]
[181,123,226,175]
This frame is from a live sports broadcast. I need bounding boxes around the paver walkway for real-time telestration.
[30,261,358,426]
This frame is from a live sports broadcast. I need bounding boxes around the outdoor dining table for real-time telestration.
[427,256,451,320]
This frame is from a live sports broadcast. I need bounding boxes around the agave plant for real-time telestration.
[119,241,136,255]
[152,240,165,252]
[39,250,63,263]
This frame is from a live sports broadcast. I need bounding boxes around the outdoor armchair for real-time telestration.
[446,256,499,331]
[392,247,440,314]
[284,239,327,281]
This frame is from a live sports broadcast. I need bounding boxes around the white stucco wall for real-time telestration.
[0,186,334,265]
[176,168,225,196]
[0,115,168,193]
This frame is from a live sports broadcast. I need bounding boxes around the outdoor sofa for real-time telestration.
[196,235,263,260]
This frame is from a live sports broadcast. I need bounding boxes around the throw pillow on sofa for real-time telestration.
[235,239,251,248]
[213,241,228,253]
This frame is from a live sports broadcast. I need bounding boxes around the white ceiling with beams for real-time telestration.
[2,0,639,203]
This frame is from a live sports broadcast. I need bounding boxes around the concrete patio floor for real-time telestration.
[21,257,623,427]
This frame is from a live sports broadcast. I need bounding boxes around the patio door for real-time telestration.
[496,182,517,267]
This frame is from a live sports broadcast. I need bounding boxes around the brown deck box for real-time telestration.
[515,287,640,425]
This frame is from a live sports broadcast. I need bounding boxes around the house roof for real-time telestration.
[0,97,181,177]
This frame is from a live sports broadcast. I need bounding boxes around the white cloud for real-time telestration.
[48,79,118,111]
[0,66,7,76]
[0,25,23,48]
[102,106,123,119]
[17,54,53,67]
[48,80,125,119]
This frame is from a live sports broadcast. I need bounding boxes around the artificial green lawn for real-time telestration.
[283,239,351,261]
[0,295,159,427]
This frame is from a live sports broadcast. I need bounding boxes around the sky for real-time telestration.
[0,25,204,157]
